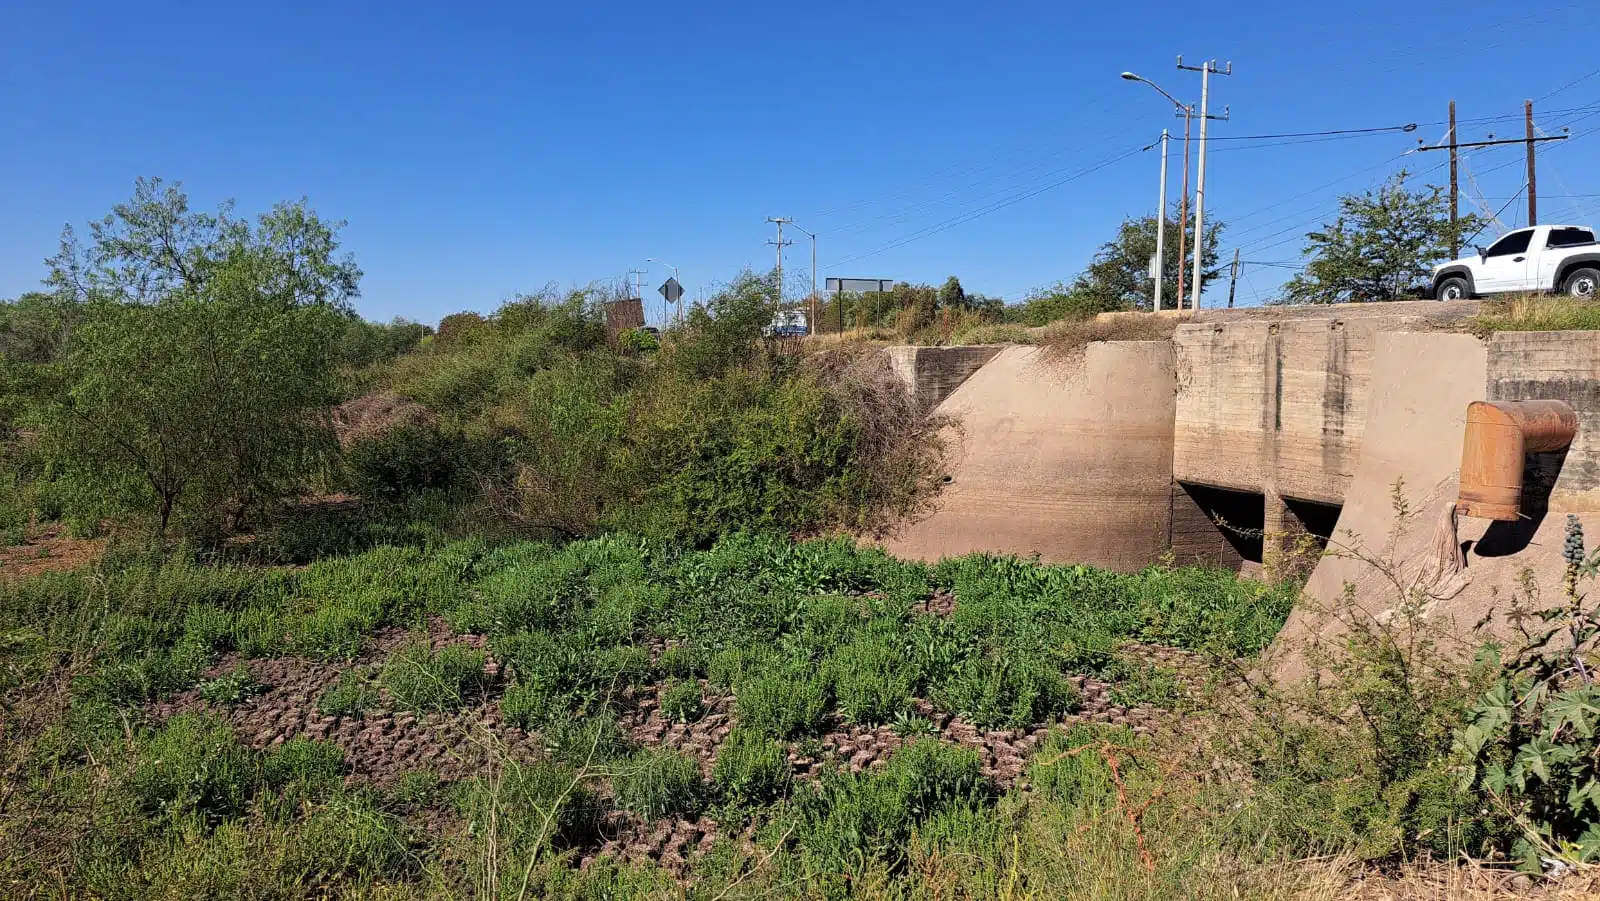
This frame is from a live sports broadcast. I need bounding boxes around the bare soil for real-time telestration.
[0,527,101,581]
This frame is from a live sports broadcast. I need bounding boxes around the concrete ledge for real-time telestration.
[886,345,1005,411]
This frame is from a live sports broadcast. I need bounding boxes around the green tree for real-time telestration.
[1063,208,1225,314]
[34,180,355,535]
[937,276,967,311]
[1283,171,1482,304]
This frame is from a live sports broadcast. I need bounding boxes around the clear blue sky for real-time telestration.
[3,0,1598,321]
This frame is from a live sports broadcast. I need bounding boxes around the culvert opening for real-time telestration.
[1283,497,1341,552]
[1175,482,1264,565]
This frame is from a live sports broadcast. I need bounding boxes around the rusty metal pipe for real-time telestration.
[1456,400,1578,521]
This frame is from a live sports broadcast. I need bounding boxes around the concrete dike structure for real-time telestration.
[881,300,1600,653]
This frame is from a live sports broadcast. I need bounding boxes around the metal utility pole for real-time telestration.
[1449,101,1460,258]
[1154,129,1169,312]
[1526,100,1539,226]
[1178,56,1232,311]
[1121,71,1194,310]
[789,223,818,333]
[1227,248,1241,309]
[646,258,681,326]
[1177,111,1192,310]
[766,217,793,306]
[626,268,647,301]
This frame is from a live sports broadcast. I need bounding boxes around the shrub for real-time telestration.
[1027,725,1132,806]
[789,739,987,874]
[540,713,633,766]
[343,420,464,503]
[317,667,380,718]
[658,643,709,679]
[129,714,260,822]
[824,634,913,725]
[935,656,1080,730]
[712,727,791,806]
[197,664,265,706]
[659,679,703,723]
[735,663,829,739]
[612,748,705,820]
[381,640,490,712]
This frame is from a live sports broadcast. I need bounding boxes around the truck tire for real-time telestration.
[1564,268,1600,299]
[1437,276,1471,301]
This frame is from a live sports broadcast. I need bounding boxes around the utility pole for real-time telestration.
[766,217,793,306]
[1175,110,1192,310]
[1526,99,1539,227]
[1417,112,1567,239]
[789,223,818,333]
[1154,129,1169,313]
[1178,56,1232,311]
[1227,248,1241,309]
[1449,101,1460,259]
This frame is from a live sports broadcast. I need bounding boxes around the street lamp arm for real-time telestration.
[1121,72,1191,114]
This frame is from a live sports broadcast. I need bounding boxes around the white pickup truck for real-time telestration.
[1431,224,1600,300]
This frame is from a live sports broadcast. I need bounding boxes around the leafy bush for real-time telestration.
[658,643,709,679]
[659,679,703,723]
[735,662,829,739]
[712,727,791,806]
[935,656,1080,730]
[824,634,914,725]
[380,640,490,712]
[788,739,987,874]
[129,714,260,822]
[343,420,465,502]
[197,664,264,706]
[612,748,705,820]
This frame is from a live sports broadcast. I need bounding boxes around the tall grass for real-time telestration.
[1469,293,1600,334]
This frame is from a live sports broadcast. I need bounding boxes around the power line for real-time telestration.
[1537,66,1600,103]
[825,144,1146,269]
[1207,123,1417,141]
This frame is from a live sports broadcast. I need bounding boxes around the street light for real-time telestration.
[646,258,680,326]
[1123,71,1194,311]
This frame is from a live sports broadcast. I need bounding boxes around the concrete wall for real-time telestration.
[1172,304,1476,506]
[883,343,1177,570]
[886,345,1004,412]
[1488,331,1600,511]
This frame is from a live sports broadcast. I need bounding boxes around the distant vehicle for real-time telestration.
[1431,225,1600,299]
[642,326,661,339]
[762,310,809,338]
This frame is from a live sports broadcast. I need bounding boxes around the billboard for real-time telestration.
[824,277,896,294]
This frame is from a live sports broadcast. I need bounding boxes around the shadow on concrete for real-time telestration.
[1468,449,1565,559]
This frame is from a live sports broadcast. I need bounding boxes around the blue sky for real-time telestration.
[3,0,1598,322]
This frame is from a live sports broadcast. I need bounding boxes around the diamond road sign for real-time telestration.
[658,277,684,303]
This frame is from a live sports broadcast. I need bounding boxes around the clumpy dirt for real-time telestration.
[0,526,101,581]
[146,601,1214,876]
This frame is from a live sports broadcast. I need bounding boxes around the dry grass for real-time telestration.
[1035,314,1179,368]
[1468,294,1600,336]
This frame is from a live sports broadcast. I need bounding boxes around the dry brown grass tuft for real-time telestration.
[1035,313,1179,368]
[331,391,435,447]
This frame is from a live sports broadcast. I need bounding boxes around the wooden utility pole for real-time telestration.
[1526,100,1539,226]
[1449,101,1459,259]
[1227,248,1241,309]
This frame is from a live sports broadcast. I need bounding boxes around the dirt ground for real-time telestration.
[147,590,1210,875]
[0,526,100,581]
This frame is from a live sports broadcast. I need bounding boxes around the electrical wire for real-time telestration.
[823,144,1146,269]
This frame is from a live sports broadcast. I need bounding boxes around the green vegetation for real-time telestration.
[1471,293,1600,334]
[1283,170,1482,304]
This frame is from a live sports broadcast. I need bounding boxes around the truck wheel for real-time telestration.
[1437,276,1471,301]
[1564,268,1600,299]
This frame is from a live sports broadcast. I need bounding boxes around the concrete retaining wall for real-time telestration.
[886,345,1004,412]
[882,343,1176,570]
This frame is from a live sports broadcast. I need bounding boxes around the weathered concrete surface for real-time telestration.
[1280,332,1489,679]
[1283,330,1600,681]
[1173,303,1477,506]
[886,345,1004,412]
[1488,331,1600,512]
[882,343,1176,570]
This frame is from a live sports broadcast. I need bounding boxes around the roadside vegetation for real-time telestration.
[1470,293,1600,334]
[3,179,1600,898]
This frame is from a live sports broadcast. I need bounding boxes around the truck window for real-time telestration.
[1547,227,1596,248]
[1486,230,1533,257]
